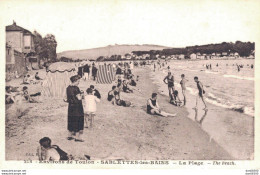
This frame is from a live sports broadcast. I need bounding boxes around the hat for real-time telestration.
[70,75,80,83]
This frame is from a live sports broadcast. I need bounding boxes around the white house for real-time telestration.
[234,52,240,58]
[6,21,35,54]
[178,54,185,59]
[190,53,197,59]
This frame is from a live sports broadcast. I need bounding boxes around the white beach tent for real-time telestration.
[42,62,77,98]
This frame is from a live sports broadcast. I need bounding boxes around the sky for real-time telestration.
[1,0,260,53]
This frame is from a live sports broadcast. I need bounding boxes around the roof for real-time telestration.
[6,21,33,35]
[48,62,76,72]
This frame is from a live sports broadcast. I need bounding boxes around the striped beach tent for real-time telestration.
[96,64,115,84]
[42,62,76,98]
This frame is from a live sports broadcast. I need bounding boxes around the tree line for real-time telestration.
[33,31,57,66]
[162,41,254,57]
[58,41,255,62]
[133,41,254,58]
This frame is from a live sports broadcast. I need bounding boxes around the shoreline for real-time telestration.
[148,65,254,160]
[6,66,235,160]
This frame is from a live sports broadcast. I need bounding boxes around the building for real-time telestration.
[5,21,36,79]
[178,54,185,60]
[190,53,197,59]
[234,52,240,58]
[6,43,26,80]
[221,52,228,57]
[6,21,35,53]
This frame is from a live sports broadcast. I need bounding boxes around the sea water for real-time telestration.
[150,59,255,117]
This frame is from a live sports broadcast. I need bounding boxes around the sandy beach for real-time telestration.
[5,66,235,160]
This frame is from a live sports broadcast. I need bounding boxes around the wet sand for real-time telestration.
[5,67,232,160]
[149,66,254,160]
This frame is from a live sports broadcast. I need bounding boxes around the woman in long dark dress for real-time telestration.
[66,75,84,142]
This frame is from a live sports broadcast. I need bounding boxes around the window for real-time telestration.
[7,49,10,55]
[24,46,30,49]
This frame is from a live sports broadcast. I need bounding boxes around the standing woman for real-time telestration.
[66,75,84,142]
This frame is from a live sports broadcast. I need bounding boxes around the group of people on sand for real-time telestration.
[65,62,180,142]
[107,63,139,107]
[5,85,41,118]
[36,60,207,160]
[63,63,140,143]
[163,71,207,111]
[163,72,184,106]
[6,72,43,105]
[21,72,43,85]
[77,63,98,81]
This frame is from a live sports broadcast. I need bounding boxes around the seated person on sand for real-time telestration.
[22,75,31,84]
[22,86,41,103]
[123,68,129,79]
[116,82,122,93]
[35,72,43,80]
[26,74,38,84]
[107,86,116,104]
[5,86,15,104]
[136,75,139,82]
[122,80,133,93]
[114,91,132,107]
[170,90,182,106]
[37,137,69,161]
[117,76,122,84]
[147,93,176,117]
[116,66,122,75]
[128,76,137,86]
[126,70,133,80]
[90,85,101,99]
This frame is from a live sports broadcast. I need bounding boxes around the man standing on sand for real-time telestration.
[180,74,188,105]
[147,93,176,117]
[92,65,98,81]
[83,64,90,80]
[193,76,207,111]
[163,72,175,102]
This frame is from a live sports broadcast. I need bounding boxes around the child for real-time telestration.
[171,90,182,106]
[84,88,100,128]
[90,85,101,99]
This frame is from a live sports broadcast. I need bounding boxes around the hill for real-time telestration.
[57,44,170,60]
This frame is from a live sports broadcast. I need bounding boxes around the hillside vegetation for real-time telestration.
[57,44,169,60]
